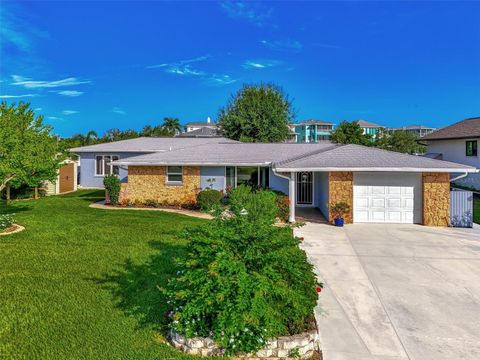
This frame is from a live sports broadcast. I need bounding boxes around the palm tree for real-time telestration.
[85,130,98,145]
[162,117,181,135]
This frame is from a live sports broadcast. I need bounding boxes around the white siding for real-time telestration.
[427,138,480,168]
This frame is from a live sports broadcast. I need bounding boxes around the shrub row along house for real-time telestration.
[71,137,476,226]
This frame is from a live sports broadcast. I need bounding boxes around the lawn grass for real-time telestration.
[474,195,480,224]
[0,190,209,359]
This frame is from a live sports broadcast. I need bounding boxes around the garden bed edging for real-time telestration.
[0,224,25,236]
[169,329,320,359]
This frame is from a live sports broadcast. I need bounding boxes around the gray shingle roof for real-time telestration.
[113,141,476,173]
[356,120,383,128]
[421,117,480,141]
[274,144,476,172]
[114,142,337,166]
[69,137,236,153]
[184,122,217,127]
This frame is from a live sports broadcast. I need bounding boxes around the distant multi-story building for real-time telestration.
[355,120,384,139]
[392,125,436,138]
[292,120,335,143]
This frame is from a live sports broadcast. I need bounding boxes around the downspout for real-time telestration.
[450,172,469,183]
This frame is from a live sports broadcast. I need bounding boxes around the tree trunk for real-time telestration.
[34,187,39,200]
[6,184,11,207]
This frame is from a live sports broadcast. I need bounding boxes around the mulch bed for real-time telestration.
[0,224,25,236]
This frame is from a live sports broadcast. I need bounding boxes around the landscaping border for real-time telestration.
[169,330,320,359]
[0,224,25,236]
[89,201,213,219]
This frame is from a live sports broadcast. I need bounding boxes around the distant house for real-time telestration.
[422,117,480,190]
[292,120,335,143]
[184,117,217,133]
[355,120,384,139]
[176,127,220,138]
[392,125,436,138]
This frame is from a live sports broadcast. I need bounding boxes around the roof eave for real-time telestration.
[422,136,480,141]
[273,167,478,173]
[114,161,272,167]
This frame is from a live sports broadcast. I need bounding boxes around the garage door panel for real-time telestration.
[353,173,421,224]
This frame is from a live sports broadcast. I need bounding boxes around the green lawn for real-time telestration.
[0,190,208,359]
[474,196,480,224]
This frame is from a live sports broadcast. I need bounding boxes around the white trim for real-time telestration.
[115,161,271,167]
[289,172,296,222]
[275,167,478,173]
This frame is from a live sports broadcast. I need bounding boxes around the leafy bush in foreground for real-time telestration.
[0,213,15,231]
[196,189,223,211]
[165,186,318,355]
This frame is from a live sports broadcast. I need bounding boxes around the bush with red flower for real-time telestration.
[164,186,319,355]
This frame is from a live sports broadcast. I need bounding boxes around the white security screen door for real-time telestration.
[296,172,313,206]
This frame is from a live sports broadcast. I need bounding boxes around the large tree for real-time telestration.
[329,121,372,146]
[377,130,426,154]
[218,83,294,142]
[0,102,61,194]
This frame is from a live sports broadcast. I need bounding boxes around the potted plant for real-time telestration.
[329,202,350,227]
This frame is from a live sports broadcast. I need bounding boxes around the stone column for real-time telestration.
[328,172,354,224]
[422,172,450,226]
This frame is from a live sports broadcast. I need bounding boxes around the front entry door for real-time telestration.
[296,172,313,206]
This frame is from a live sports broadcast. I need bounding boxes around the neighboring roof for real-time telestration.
[176,127,220,137]
[69,137,236,153]
[274,144,476,173]
[423,153,443,160]
[399,125,436,130]
[293,120,334,126]
[113,141,476,173]
[356,120,383,128]
[114,142,337,166]
[421,117,480,141]
[184,121,217,127]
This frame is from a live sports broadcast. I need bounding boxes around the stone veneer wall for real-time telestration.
[328,172,353,224]
[422,172,450,226]
[169,330,319,359]
[119,166,201,205]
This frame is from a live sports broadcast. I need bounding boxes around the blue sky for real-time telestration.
[1,1,479,137]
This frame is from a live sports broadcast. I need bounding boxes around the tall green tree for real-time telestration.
[0,102,61,195]
[218,83,294,142]
[330,121,372,146]
[162,117,181,134]
[377,130,426,154]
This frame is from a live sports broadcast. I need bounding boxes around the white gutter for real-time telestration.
[272,167,291,181]
[113,161,271,167]
[450,172,469,182]
[274,167,477,173]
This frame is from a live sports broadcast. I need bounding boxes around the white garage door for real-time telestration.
[353,173,422,224]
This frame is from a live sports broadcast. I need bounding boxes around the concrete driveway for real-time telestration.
[296,223,480,360]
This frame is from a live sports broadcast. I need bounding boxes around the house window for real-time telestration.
[225,166,269,189]
[466,140,477,157]
[95,155,119,176]
[166,166,183,183]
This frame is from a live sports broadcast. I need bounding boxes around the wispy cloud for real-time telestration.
[260,39,303,51]
[147,55,210,69]
[0,3,49,53]
[56,90,84,97]
[112,107,126,115]
[148,55,236,86]
[0,93,39,99]
[220,1,273,27]
[34,107,42,111]
[47,116,63,121]
[11,75,91,89]
[242,59,282,70]
[62,110,79,115]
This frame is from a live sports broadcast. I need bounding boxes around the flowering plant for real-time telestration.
[164,187,318,355]
[0,213,15,231]
[328,202,350,220]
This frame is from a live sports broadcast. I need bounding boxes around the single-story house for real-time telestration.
[71,137,477,226]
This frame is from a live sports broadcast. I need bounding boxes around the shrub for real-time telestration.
[144,199,159,207]
[165,188,318,355]
[0,213,15,231]
[103,175,121,205]
[196,189,223,211]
